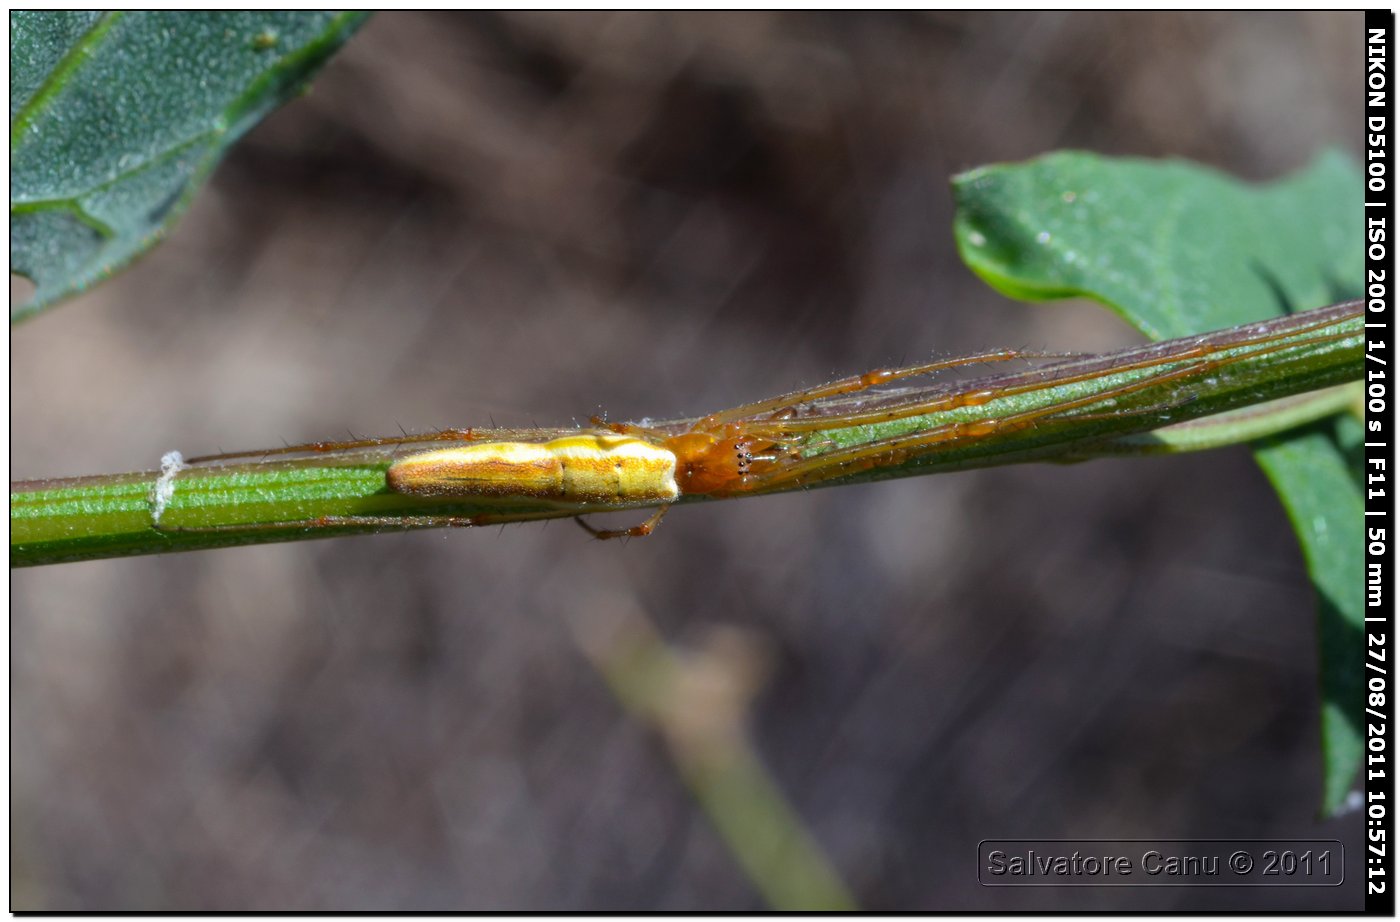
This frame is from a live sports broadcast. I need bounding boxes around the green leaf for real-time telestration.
[952,150,1364,815]
[9,10,369,322]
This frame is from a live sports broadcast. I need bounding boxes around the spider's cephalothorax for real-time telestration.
[666,426,772,496]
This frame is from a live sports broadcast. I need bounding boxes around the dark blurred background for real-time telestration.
[11,11,1363,910]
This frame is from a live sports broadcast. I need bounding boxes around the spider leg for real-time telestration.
[184,428,480,464]
[693,349,1056,429]
[575,505,670,540]
[153,513,489,535]
[729,357,1226,493]
[588,416,675,441]
[733,323,1355,439]
[152,506,595,536]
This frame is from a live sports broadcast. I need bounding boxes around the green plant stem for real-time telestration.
[12,300,1361,567]
[1089,383,1360,454]
[567,608,856,910]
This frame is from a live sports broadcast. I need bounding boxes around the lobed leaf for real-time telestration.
[953,150,1364,815]
[10,10,369,321]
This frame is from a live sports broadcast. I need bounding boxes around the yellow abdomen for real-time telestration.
[386,434,680,504]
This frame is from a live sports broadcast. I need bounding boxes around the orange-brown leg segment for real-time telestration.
[727,358,1228,494]
[693,349,1057,429]
[575,504,671,540]
[588,416,675,441]
[743,324,1355,441]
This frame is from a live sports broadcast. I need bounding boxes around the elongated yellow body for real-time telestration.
[386,434,680,505]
